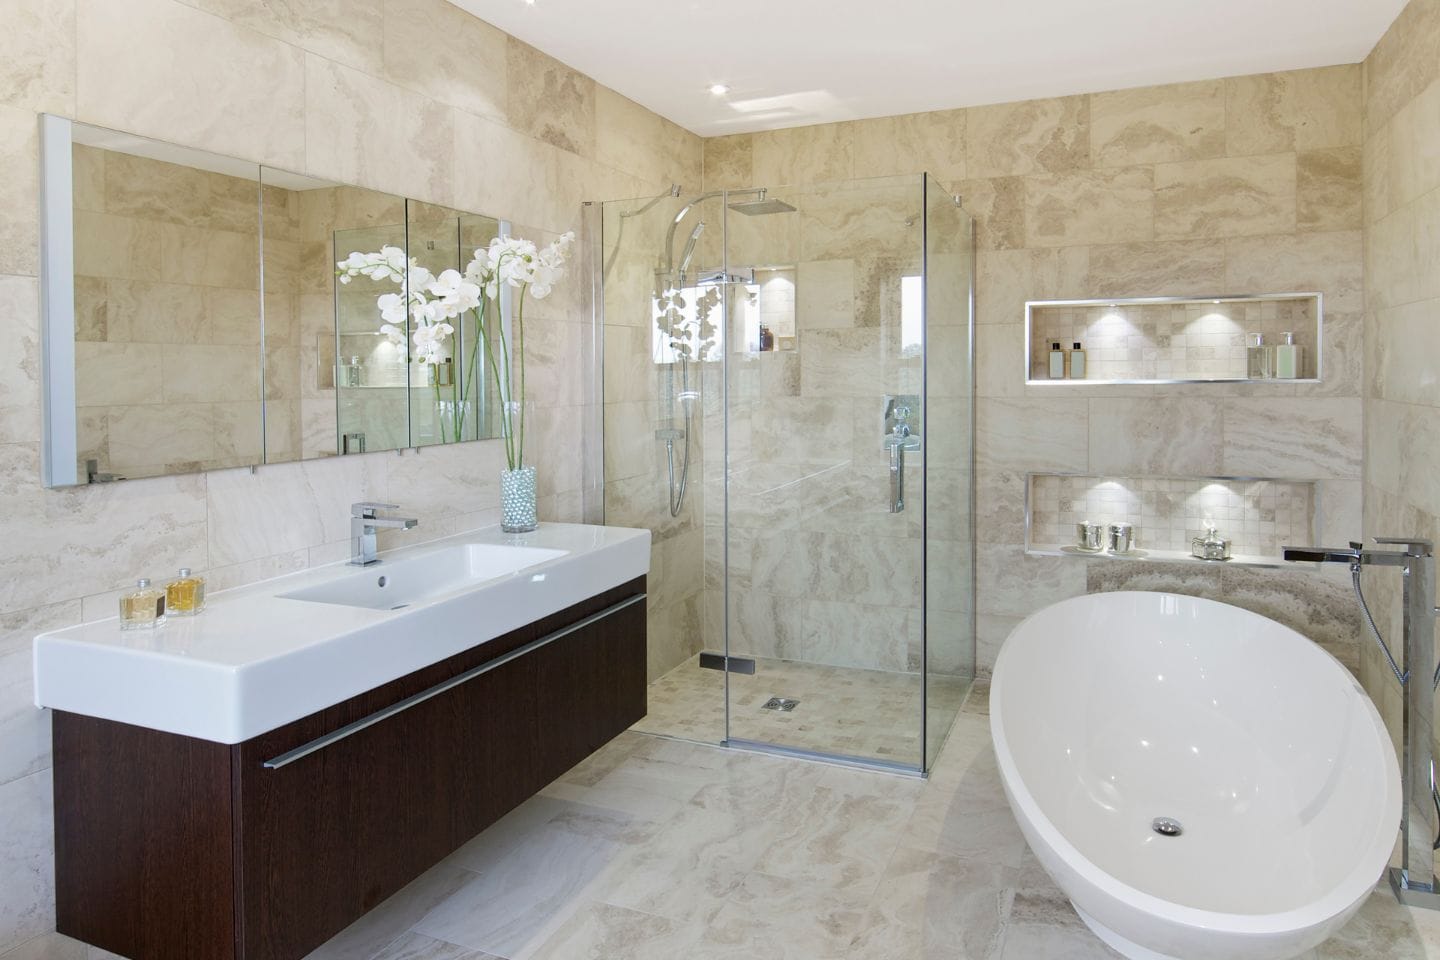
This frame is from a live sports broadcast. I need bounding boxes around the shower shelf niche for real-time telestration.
[1025,293,1322,386]
[1025,472,1320,569]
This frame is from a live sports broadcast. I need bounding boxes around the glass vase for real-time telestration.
[501,465,538,533]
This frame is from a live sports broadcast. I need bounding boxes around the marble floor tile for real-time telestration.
[368,932,499,960]
[410,826,624,959]
[525,902,701,960]
[279,677,1440,960]
[846,846,1017,960]
[302,865,476,960]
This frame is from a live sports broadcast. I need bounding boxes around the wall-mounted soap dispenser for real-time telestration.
[1049,342,1065,379]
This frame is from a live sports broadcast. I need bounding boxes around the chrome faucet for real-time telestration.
[350,502,418,566]
[1284,536,1440,908]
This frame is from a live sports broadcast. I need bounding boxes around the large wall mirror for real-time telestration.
[39,115,509,487]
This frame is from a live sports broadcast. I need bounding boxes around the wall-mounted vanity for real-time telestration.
[35,523,650,960]
[38,114,513,487]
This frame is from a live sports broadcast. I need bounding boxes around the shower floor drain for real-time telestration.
[762,697,800,712]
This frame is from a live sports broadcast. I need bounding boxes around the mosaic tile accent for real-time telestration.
[1027,296,1319,381]
[1028,474,1315,559]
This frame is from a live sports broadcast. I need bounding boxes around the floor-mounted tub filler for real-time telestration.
[991,592,1400,960]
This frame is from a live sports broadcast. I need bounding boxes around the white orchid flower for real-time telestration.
[377,292,407,325]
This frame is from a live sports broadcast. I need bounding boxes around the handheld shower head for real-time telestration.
[678,221,705,277]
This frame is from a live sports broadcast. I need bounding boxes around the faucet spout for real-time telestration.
[349,502,419,565]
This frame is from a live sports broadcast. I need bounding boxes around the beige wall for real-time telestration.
[0,0,699,950]
[1361,0,1440,753]
[705,67,1368,674]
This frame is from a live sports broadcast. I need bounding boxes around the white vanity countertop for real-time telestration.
[33,522,651,744]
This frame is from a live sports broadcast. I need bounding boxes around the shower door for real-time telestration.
[719,177,933,770]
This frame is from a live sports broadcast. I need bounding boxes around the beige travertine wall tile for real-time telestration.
[1223,398,1362,479]
[1024,167,1154,247]
[966,96,1088,179]
[0,0,74,114]
[76,0,306,169]
[1364,0,1440,134]
[1366,188,1440,310]
[752,123,853,186]
[703,135,753,189]
[1297,147,1362,232]
[306,55,454,205]
[1385,76,1440,209]
[1154,154,1296,239]
[851,109,966,181]
[1088,397,1224,475]
[505,36,595,158]
[1086,239,1225,297]
[1090,80,1225,167]
[1225,231,1363,312]
[0,107,40,277]
[382,0,506,123]
[1225,65,1362,155]
[0,278,40,446]
[954,177,1024,250]
[180,0,384,73]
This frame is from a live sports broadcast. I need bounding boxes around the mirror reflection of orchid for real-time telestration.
[336,231,575,468]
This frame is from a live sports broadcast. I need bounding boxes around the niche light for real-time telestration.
[709,84,730,96]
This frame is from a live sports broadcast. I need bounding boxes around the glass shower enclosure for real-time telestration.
[587,174,975,774]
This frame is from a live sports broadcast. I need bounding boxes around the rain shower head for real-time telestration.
[727,193,796,215]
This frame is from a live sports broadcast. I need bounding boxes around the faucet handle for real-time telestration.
[352,501,399,518]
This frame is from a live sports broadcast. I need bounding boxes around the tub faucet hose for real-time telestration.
[1351,560,1408,686]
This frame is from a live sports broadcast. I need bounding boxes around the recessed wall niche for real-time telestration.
[1025,294,1322,385]
[1026,473,1318,566]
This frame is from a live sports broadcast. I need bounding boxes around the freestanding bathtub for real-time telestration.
[991,591,1400,960]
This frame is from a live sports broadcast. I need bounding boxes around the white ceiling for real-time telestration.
[454,0,1405,137]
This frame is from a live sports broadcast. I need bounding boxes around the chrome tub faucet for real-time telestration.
[350,502,418,566]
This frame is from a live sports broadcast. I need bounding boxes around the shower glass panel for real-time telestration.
[922,175,977,769]
[722,177,927,769]
[593,175,974,774]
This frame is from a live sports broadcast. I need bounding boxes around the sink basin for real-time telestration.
[281,543,569,610]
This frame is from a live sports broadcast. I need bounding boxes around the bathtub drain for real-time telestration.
[1151,817,1183,837]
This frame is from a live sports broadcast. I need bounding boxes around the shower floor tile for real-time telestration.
[632,654,973,766]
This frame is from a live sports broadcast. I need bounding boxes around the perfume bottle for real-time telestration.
[1049,341,1066,379]
[1070,341,1086,379]
[1273,332,1301,379]
[166,567,206,616]
[1246,333,1270,379]
[119,579,166,630]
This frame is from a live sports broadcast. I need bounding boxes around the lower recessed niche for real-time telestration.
[1026,473,1318,566]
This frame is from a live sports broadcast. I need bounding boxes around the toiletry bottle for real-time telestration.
[119,579,166,630]
[166,567,206,616]
[1246,333,1269,379]
[346,356,362,388]
[1049,342,1065,379]
[1070,342,1086,379]
[1273,332,1300,379]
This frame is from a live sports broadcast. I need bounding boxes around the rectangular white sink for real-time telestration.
[280,544,569,610]
[32,523,650,744]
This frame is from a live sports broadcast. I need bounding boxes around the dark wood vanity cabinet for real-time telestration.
[52,577,647,960]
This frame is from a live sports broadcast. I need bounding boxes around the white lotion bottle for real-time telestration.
[1273,331,1300,379]
[1049,341,1065,379]
[1070,341,1086,379]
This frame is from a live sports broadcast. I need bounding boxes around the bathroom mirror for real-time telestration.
[40,115,510,486]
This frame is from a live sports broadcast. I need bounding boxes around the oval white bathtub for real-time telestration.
[990,591,1400,960]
